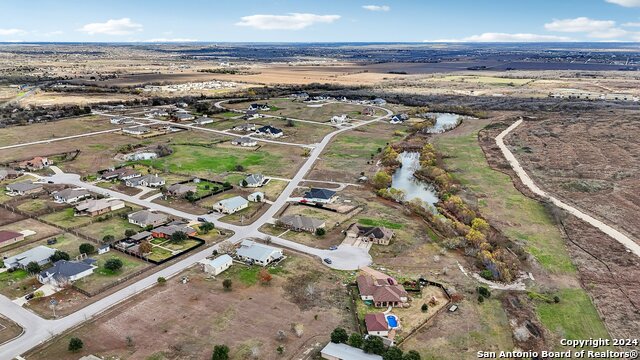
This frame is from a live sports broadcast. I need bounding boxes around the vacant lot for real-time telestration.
[0,115,114,147]
[226,98,381,122]
[0,316,22,344]
[0,219,62,246]
[29,256,353,360]
[78,217,141,242]
[0,207,24,226]
[73,252,150,294]
[39,208,93,229]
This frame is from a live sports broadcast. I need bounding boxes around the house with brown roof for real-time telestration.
[18,157,50,170]
[345,223,394,246]
[0,230,24,247]
[0,168,20,181]
[151,224,197,239]
[356,270,408,308]
[364,313,390,337]
[75,199,125,217]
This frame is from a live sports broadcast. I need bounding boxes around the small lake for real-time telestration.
[391,152,439,208]
[425,113,462,133]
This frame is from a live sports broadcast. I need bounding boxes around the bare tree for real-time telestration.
[276,330,286,341]
[218,241,235,254]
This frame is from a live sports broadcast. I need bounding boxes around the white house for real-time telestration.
[235,240,283,266]
[247,192,265,202]
[194,117,213,125]
[241,173,266,188]
[248,103,270,111]
[255,125,283,138]
[123,126,151,135]
[4,246,57,270]
[53,188,91,204]
[37,260,95,287]
[320,342,382,360]
[98,244,110,255]
[124,152,158,161]
[330,114,349,125]
[231,137,257,147]
[212,196,249,214]
[198,254,233,276]
[126,174,165,188]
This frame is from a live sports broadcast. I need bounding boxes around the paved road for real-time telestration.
[496,119,640,258]
[0,102,391,359]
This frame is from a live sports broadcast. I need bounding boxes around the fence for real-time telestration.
[72,266,151,297]
[115,237,205,266]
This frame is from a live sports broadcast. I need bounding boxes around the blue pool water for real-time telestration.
[386,315,398,328]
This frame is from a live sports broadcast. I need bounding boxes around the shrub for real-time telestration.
[477,286,491,298]
[33,290,45,298]
[477,295,484,303]
[383,347,404,360]
[222,279,232,291]
[211,344,230,360]
[125,229,137,237]
[363,336,385,355]
[349,333,363,348]
[157,277,167,285]
[79,243,95,255]
[553,295,561,303]
[479,269,493,280]
[330,327,348,343]
[26,261,41,275]
[68,337,83,352]
[315,228,326,236]
[50,250,70,262]
[421,303,428,312]
[104,258,123,272]
[102,234,115,243]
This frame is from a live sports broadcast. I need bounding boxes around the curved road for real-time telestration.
[0,101,392,359]
[496,119,640,258]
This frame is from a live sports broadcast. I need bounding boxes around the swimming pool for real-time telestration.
[386,315,398,328]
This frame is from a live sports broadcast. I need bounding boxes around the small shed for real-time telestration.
[199,254,233,276]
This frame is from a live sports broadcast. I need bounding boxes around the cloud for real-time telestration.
[236,13,340,30]
[605,0,640,7]
[544,17,615,32]
[143,38,198,42]
[622,22,640,27]
[425,32,571,42]
[78,18,143,35]
[0,28,25,36]
[362,5,390,11]
[588,28,629,38]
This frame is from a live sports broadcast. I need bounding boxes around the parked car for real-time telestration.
[197,217,207,222]
[323,258,332,264]
[47,238,57,245]
[329,246,338,250]
[24,293,34,301]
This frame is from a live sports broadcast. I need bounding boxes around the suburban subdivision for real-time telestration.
[1,3,640,360]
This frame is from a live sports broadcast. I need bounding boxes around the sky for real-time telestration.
[1,0,640,43]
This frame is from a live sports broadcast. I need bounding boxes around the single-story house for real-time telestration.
[356,271,408,308]
[389,114,409,125]
[128,210,168,228]
[151,224,197,239]
[290,92,309,100]
[236,239,283,266]
[0,230,25,247]
[0,168,20,181]
[38,259,95,287]
[166,183,197,197]
[75,198,125,217]
[302,188,337,204]
[247,192,264,202]
[231,136,257,147]
[241,173,265,188]
[320,342,382,360]
[117,169,142,181]
[4,245,57,270]
[174,112,195,122]
[364,313,390,337]
[100,168,127,180]
[123,126,151,136]
[212,196,249,214]
[255,125,283,138]
[129,230,153,242]
[53,188,91,204]
[330,114,349,125]
[198,254,233,276]
[371,98,386,105]
[247,103,270,111]
[233,123,256,132]
[345,224,395,246]
[6,181,43,196]
[124,152,158,161]
[110,116,133,125]
[362,107,375,116]
[126,174,165,187]
[194,117,213,125]
[278,214,325,233]
[18,156,50,170]
[98,244,110,254]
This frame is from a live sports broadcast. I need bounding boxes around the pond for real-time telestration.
[391,152,439,208]
[425,113,462,133]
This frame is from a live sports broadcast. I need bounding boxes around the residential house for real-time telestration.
[117,169,142,181]
[193,116,213,125]
[4,245,57,270]
[18,156,50,170]
[364,313,390,337]
[75,199,125,217]
[233,123,256,132]
[235,239,283,266]
[302,188,337,204]
[345,224,394,246]
[320,342,382,360]
[278,214,325,233]
[290,92,309,101]
[37,259,95,287]
[110,116,133,125]
[151,224,197,239]
[247,103,270,111]
[255,125,283,138]
[362,107,375,116]
[371,98,387,105]
[241,173,265,188]
[123,126,151,136]
[356,270,408,308]
[124,152,158,161]
[389,114,409,125]
[0,168,20,181]
[212,196,248,214]
[247,192,264,202]
[100,168,127,180]
[128,210,168,228]
[98,244,110,254]
[0,230,24,247]
[198,254,233,276]
[6,181,43,196]
[243,110,259,120]
[128,231,153,242]
[166,183,197,197]
[231,136,257,147]
[53,188,91,204]
[174,112,195,122]
[126,174,165,187]
[330,114,349,125]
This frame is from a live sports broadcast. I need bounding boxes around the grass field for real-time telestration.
[432,75,533,86]
[39,208,92,229]
[0,115,114,147]
[78,217,140,241]
[74,252,149,293]
[358,217,404,229]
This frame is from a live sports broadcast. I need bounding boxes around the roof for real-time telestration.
[236,240,282,263]
[131,174,164,185]
[304,188,336,200]
[233,136,256,144]
[216,196,248,209]
[356,273,407,303]
[39,260,93,279]
[128,210,167,225]
[350,224,394,240]
[153,224,196,236]
[207,254,233,268]
[256,125,282,134]
[75,199,123,213]
[125,126,150,133]
[55,188,90,200]
[365,313,389,332]
[194,117,212,123]
[6,181,42,192]
[244,173,264,185]
[279,214,325,230]
[129,230,153,241]
[5,246,57,267]
[0,230,23,243]
[0,169,19,178]
[167,183,196,194]
[320,342,383,360]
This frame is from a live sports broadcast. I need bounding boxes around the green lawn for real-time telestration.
[16,199,49,214]
[0,269,29,283]
[39,208,92,229]
[147,247,172,262]
[92,254,146,277]
[162,239,200,252]
[434,130,575,274]
[358,218,404,230]
[79,217,140,241]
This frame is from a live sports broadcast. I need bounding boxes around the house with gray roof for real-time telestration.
[5,181,43,196]
[231,136,257,147]
[127,210,168,228]
[241,173,266,188]
[0,168,20,181]
[235,240,283,266]
[278,214,325,233]
[193,117,213,125]
[198,254,233,276]
[53,188,91,204]
[212,196,249,214]
[37,259,95,287]
[302,188,337,204]
[123,126,151,136]
[174,112,195,122]
[166,183,197,197]
[126,174,165,188]
[320,342,382,360]
[233,123,257,132]
[4,245,57,270]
